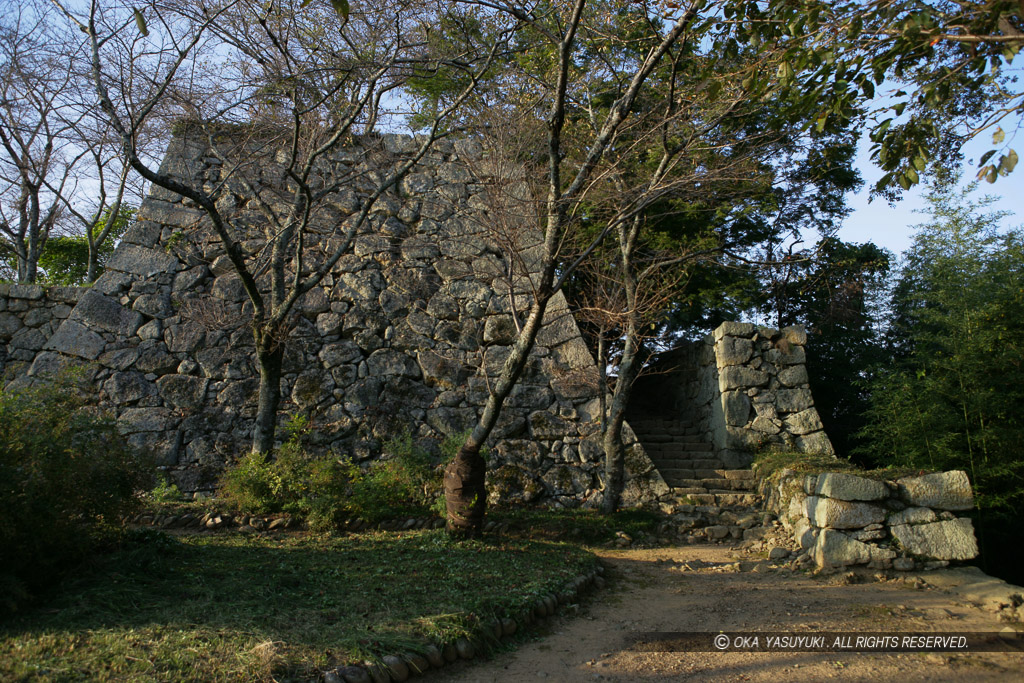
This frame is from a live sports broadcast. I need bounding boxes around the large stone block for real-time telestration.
[43,320,106,360]
[417,349,467,389]
[712,321,755,340]
[891,518,979,561]
[366,348,421,378]
[805,495,886,529]
[812,529,895,568]
[718,366,768,391]
[897,471,974,510]
[528,410,572,440]
[70,289,144,337]
[156,374,209,410]
[722,390,751,426]
[715,336,753,367]
[813,472,888,501]
[775,388,813,413]
[106,244,178,277]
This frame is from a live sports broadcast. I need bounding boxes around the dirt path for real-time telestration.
[424,544,1022,682]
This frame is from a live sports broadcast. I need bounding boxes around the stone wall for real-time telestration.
[0,132,666,507]
[0,283,84,380]
[762,468,979,571]
[633,322,833,467]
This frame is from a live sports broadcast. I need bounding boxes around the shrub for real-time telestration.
[219,423,443,529]
[0,377,149,611]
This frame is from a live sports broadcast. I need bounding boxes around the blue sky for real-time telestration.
[840,134,1023,258]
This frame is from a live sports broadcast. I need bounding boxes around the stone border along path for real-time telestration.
[420,544,1024,683]
[322,564,608,683]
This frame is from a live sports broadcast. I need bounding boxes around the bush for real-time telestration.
[0,377,149,611]
[219,422,442,530]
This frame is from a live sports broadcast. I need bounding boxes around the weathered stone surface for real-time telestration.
[156,374,209,410]
[722,390,751,426]
[292,373,327,408]
[70,289,143,336]
[715,336,753,367]
[775,388,813,413]
[119,407,178,433]
[812,528,895,568]
[43,320,106,360]
[718,366,769,391]
[805,496,886,529]
[366,348,420,378]
[777,364,809,387]
[417,349,467,389]
[483,315,517,345]
[104,371,157,403]
[713,321,755,340]
[897,471,974,510]
[888,507,937,526]
[165,322,206,354]
[813,472,888,502]
[781,325,807,345]
[784,408,823,435]
[106,244,178,277]
[891,519,979,561]
[529,411,571,440]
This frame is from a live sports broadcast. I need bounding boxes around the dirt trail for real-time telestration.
[424,544,1022,682]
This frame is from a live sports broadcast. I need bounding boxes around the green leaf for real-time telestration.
[133,8,148,37]
[893,102,906,116]
[330,0,350,20]
[913,156,926,172]
[301,0,314,6]
[978,150,997,166]
[816,115,827,132]
[906,167,919,185]
[993,127,1005,144]
[986,166,998,183]
[898,173,911,190]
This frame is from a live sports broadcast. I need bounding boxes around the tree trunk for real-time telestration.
[444,295,552,536]
[252,329,284,456]
[601,333,641,514]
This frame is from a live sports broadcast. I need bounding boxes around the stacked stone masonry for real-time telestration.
[0,283,84,371]
[763,469,979,571]
[631,321,834,473]
[1,133,843,510]
[0,132,672,506]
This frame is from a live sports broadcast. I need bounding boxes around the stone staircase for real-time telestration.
[628,416,761,508]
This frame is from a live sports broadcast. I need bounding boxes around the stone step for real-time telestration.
[669,478,758,491]
[637,432,708,444]
[648,460,727,471]
[667,491,763,507]
[643,446,715,458]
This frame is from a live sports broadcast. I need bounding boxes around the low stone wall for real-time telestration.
[762,468,979,571]
[0,283,84,380]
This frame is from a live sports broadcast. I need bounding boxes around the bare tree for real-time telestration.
[54,0,516,454]
[0,1,90,283]
[440,0,711,535]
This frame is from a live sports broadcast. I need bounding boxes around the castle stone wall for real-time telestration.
[0,133,665,507]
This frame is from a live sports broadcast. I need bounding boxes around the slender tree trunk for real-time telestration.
[252,328,284,456]
[601,332,641,514]
[445,294,552,536]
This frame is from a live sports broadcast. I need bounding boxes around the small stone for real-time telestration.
[455,637,476,659]
[424,645,444,668]
[338,666,372,683]
[405,653,430,675]
[382,655,409,682]
[442,644,459,662]
[768,547,790,561]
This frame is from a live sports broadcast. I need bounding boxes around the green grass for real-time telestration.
[0,528,596,682]
[752,450,926,482]
[491,507,662,545]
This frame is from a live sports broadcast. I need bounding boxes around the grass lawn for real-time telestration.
[0,528,597,682]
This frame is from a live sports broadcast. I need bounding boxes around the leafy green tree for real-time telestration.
[35,206,134,286]
[755,237,892,457]
[860,184,1024,514]
[764,0,1023,191]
